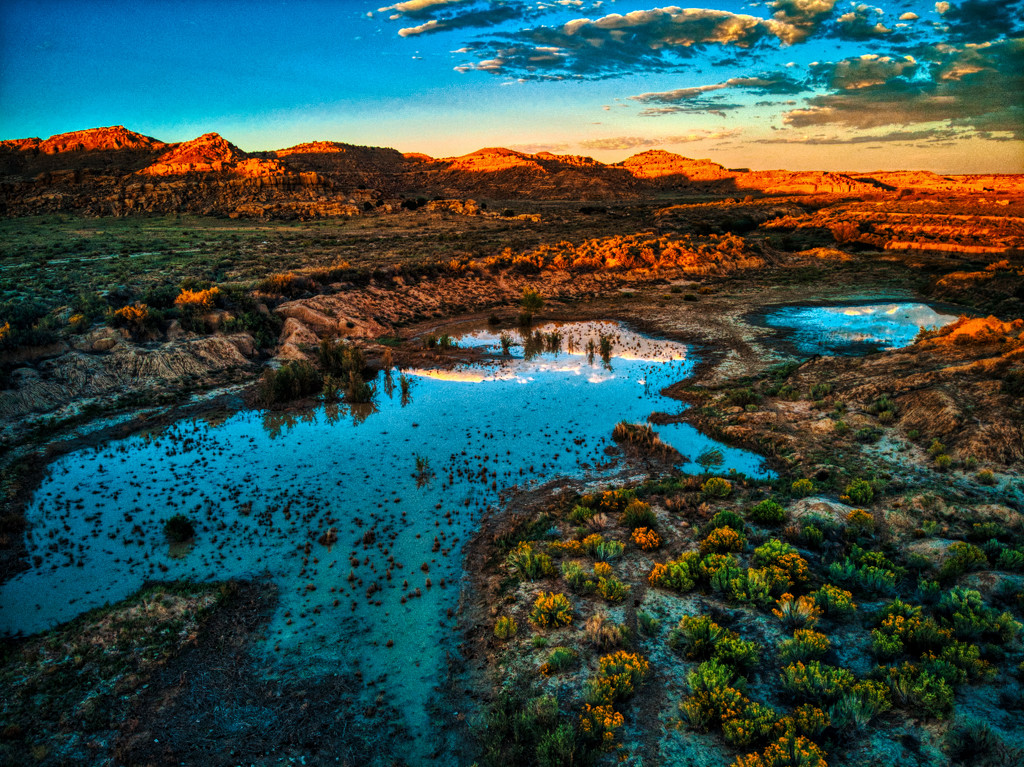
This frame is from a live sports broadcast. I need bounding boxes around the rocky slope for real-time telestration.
[1,126,1022,218]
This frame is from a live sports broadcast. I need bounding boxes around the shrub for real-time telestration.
[938,542,988,582]
[494,616,518,640]
[669,615,730,660]
[702,477,733,498]
[648,552,701,592]
[811,584,857,619]
[937,587,1022,643]
[593,561,612,578]
[174,286,220,315]
[732,733,828,767]
[696,447,725,474]
[846,508,875,537]
[622,499,657,529]
[112,302,152,334]
[714,635,762,674]
[790,478,815,498]
[638,611,661,636]
[749,499,786,524]
[708,510,746,532]
[976,469,997,485]
[780,661,855,704]
[934,454,953,471]
[163,513,195,543]
[780,705,831,738]
[773,594,822,629]
[701,526,746,555]
[779,629,831,663]
[630,527,661,550]
[259,360,323,404]
[722,701,777,748]
[597,576,629,602]
[885,662,954,718]
[560,560,595,593]
[540,646,578,675]
[829,681,891,730]
[536,723,580,766]
[529,592,573,629]
[584,613,628,650]
[569,505,595,525]
[506,542,555,581]
[579,704,623,751]
[585,651,649,704]
[752,540,809,589]
[582,534,625,561]
[845,478,874,505]
[729,568,775,607]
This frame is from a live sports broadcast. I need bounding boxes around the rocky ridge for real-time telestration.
[1,126,1022,219]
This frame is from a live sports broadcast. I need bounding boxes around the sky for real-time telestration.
[0,0,1021,172]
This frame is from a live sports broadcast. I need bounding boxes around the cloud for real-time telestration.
[941,0,1024,43]
[379,0,473,15]
[450,6,814,78]
[784,37,1024,137]
[398,4,526,36]
[899,11,919,20]
[578,130,741,150]
[760,127,965,143]
[631,72,805,103]
[809,54,917,89]
[507,142,572,152]
[834,4,891,39]
[768,0,838,41]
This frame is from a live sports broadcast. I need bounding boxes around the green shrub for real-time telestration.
[976,469,997,486]
[163,513,195,543]
[996,548,1024,571]
[536,723,580,767]
[569,505,595,525]
[702,477,733,498]
[597,576,629,602]
[749,499,786,524]
[259,360,323,404]
[773,594,822,629]
[728,568,775,607]
[707,510,746,532]
[885,663,954,718]
[790,478,815,498]
[845,478,874,505]
[560,560,595,593]
[638,611,661,636]
[585,651,650,704]
[494,615,518,640]
[721,700,776,748]
[829,681,891,730]
[622,499,657,529]
[938,542,988,582]
[811,584,858,619]
[506,541,555,581]
[927,438,946,457]
[934,454,953,472]
[648,552,701,592]
[937,587,1022,643]
[540,646,579,675]
[779,629,831,663]
[779,660,855,704]
[670,615,728,660]
[714,635,761,674]
[582,534,625,561]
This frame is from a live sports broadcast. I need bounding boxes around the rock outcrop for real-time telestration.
[1,126,1022,218]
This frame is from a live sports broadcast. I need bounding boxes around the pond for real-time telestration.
[758,302,960,356]
[0,320,770,763]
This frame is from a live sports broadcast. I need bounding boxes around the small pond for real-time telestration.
[0,320,770,762]
[758,302,960,356]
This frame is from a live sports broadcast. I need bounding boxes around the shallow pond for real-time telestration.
[0,320,769,762]
[759,302,959,356]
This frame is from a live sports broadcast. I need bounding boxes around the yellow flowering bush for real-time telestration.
[529,591,573,629]
[593,561,613,578]
[631,526,661,550]
[648,551,701,591]
[778,629,831,663]
[773,594,822,629]
[493,615,518,640]
[548,539,586,557]
[701,526,746,555]
[579,704,624,750]
[733,733,828,767]
[585,651,650,704]
[174,286,220,314]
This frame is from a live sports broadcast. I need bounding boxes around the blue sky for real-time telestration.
[0,0,1021,171]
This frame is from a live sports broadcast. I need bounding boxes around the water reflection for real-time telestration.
[762,302,959,356]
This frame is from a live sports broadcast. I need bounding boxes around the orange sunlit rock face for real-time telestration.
[0,126,1021,216]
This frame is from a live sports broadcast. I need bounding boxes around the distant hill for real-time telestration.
[0,126,1020,219]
